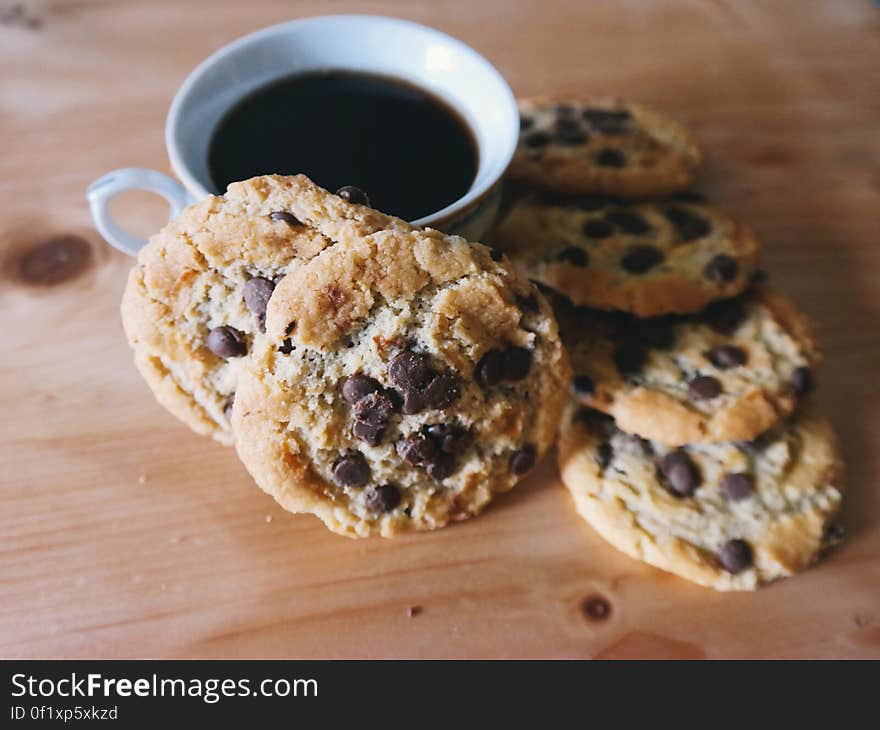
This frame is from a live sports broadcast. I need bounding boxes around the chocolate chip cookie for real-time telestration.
[558,288,819,446]
[512,99,703,198]
[121,174,410,444]
[558,404,845,591]
[488,192,761,317]
[232,227,570,537]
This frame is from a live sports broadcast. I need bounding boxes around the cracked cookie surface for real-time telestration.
[120,175,410,443]
[488,192,761,317]
[558,405,844,591]
[557,288,819,445]
[232,228,570,538]
[511,98,703,198]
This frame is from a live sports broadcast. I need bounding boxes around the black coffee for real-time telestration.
[208,70,478,221]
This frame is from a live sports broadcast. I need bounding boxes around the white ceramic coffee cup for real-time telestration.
[87,14,519,255]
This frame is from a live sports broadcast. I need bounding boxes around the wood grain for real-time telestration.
[1,0,879,658]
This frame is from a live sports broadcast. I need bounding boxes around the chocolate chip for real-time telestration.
[394,424,469,480]
[336,186,370,206]
[790,366,813,396]
[476,347,531,387]
[426,454,457,480]
[268,211,300,226]
[719,539,753,574]
[352,391,393,445]
[620,245,663,273]
[429,370,460,401]
[583,108,631,123]
[583,108,628,122]
[688,375,722,400]
[721,473,754,501]
[223,395,235,421]
[388,351,433,392]
[509,445,536,475]
[596,148,626,167]
[572,374,594,396]
[707,345,747,369]
[206,326,247,358]
[488,247,504,262]
[353,391,393,425]
[613,340,645,375]
[704,254,739,283]
[582,218,614,239]
[399,387,428,415]
[395,433,437,466]
[503,347,532,381]
[583,107,632,134]
[557,127,589,145]
[702,298,746,335]
[664,207,710,241]
[475,350,505,388]
[444,430,473,453]
[525,131,551,148]
[600,122,630,136]
[424,424,472,454]
[419,371,461,411]
[660,450,701,497]
[278,338,294,354]
[559,247,588,266]
[243,277,276,331]
[385,388,404,411]
[341,374,382,404]
[605,210,651,235]
[366,484,401,513]
[595,441,613,469]
[555,103,576,117]
[592,119,630,135]
[333,453,371,487]
[519,114,534,130]
[351,420,385,446]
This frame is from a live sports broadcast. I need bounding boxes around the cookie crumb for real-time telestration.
[137,473,147,485]
[265,514,273,524]
[407,605,423,618]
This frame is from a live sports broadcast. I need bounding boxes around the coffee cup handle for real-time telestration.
[87,168,195,256]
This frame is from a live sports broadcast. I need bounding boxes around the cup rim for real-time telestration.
[165,14,518,228]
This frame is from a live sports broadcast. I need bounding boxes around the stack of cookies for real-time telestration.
[120,99,845,591]
[121,175,570,538]
[488,97,845,590]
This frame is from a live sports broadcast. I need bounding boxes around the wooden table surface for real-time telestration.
[2,0,879,659]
